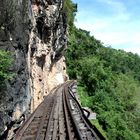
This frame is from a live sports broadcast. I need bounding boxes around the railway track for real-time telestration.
[14,81,105,140]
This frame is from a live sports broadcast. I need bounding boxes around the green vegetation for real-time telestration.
[63,0,77,31]
[65,26,140,139]
[0,50,13,90]
[91,119,107,139]
[65,1,140,138]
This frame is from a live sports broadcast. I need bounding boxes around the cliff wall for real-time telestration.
[0,0,68,139]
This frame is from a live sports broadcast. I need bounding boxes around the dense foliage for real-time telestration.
[65,26,140,139]
[0,50,13,90]
[63,0,77,31]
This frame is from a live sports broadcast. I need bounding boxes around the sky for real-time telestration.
[72,0,140,55]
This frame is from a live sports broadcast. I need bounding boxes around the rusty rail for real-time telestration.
[68,82,106,140]
[14,81,106,140]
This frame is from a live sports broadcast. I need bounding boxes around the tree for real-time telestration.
[0,50,13,89]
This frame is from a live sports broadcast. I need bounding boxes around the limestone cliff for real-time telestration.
[0,0,68,139]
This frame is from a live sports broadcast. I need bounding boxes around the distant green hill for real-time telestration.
[65,25,140,140]
[65,0,140,139]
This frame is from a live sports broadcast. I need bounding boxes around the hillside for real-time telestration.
[65,24,140,140]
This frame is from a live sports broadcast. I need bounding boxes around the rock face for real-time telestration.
[0,0,68,139]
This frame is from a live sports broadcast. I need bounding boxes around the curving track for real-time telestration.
[14,81,105,140]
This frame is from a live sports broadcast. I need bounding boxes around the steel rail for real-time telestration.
[14,81,106,140]
[63,83,85,140]
[62,89,74,140]
[14,96,49,140]
[68,81,106,140]
[14,86,58,140]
